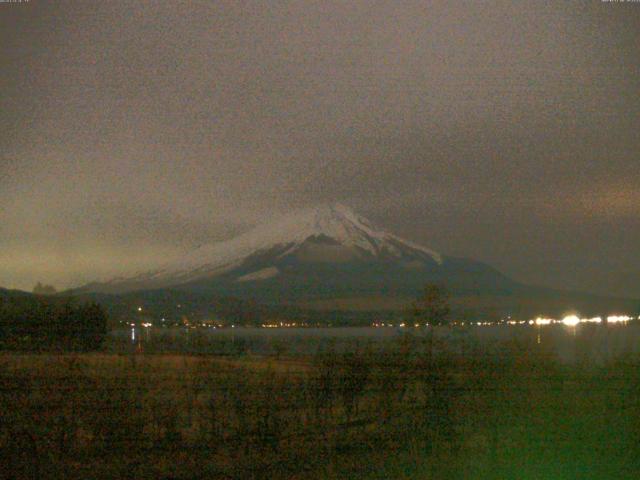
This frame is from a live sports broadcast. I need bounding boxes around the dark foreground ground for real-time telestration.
[1,334,640,479]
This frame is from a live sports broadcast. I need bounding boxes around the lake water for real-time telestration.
[111,323,640,364]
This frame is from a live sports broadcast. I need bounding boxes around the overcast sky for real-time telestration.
[2,1,639,296]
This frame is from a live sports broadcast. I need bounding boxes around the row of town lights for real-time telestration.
[372,315,637,328]
[134,306,635,328]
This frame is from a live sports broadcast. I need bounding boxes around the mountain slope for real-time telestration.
[75,204,640,319]
[0,287,35,299]
[80,204,517,302]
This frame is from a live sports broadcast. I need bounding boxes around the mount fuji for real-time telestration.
[80,204,517,304]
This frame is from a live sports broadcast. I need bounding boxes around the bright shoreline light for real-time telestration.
[527,314,632,326]
[499,314,631,327]
[366,312,640,330]
[535,317,553,326]
[561,315,580,327]
[583,317,602,324]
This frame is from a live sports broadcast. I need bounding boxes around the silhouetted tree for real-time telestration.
[410,284,451,327]
[410,284,452,377]
[75,302,108,351]
[0,296,108,351]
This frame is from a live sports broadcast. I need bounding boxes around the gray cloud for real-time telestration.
[1,1,639,296]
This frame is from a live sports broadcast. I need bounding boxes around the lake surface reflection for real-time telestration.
[111,323,640,364]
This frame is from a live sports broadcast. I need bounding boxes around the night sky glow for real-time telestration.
[2,1,639,296]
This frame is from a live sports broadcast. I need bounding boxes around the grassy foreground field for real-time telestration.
[2,336,640,479]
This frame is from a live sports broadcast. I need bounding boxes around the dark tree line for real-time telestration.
[0,295,108,351]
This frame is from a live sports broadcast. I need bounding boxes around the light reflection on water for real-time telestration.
[116,323,640,364]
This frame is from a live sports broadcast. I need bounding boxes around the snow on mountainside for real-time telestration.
[75,205,640,316]
[88,204,443,292]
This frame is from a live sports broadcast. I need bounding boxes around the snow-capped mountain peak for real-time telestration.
[90,204,442,291]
